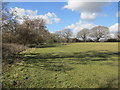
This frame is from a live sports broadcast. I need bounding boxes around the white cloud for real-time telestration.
[64,1,108,12]
[9,7,60,25]
[108,23,120,38]
[116,11,120,17]
[109,23,119,34]
[65,21,96,35]
[54,18,61,23]
[64,0,108,22]
[65,24,75,29]
[80,12,97,21]
[35,12,61,24]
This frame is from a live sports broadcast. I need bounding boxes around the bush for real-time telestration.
[27,43,60,48]
[2,33,18,43]
[105,39,119,42]
[2,43,27,64]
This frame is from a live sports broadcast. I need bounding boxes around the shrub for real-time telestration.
[2,43,27,64]
[105,39,119,42]
[27,43,59,48]
[2,33,18,43]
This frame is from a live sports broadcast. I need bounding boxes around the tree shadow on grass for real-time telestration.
[99,78,118,88]
[14,50,119,72]
[19,50,119,60]
[24,63,73,72]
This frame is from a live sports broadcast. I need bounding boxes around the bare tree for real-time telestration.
[55,31,62,42]
[2,7,50,44]
[16,17,50,45]
[54,31,65,43]
[90,26,109,42]
[2,5,20,34]
[62,29,73,43]
[1,3,19,43]
[115,31,120,40]
[77,28,89,42]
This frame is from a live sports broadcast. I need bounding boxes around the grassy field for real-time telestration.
[2,42,119,88]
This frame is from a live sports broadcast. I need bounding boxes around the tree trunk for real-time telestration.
[96,38,100,42]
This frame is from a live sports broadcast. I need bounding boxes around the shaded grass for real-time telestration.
[2,42,119,88]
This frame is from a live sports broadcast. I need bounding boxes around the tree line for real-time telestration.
[1,3,120,46]
[55,27,120,43]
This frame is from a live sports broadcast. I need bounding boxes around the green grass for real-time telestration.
[2,42,119,88]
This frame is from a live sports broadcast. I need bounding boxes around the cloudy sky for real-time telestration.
[7,1,119,37]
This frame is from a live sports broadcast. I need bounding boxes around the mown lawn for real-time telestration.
[2,42,119,88]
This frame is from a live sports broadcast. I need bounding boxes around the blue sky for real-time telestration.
[7,2,119,33]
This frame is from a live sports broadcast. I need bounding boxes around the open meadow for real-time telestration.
[2,42,119,88]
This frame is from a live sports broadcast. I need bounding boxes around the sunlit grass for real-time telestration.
[3,42,119,88]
